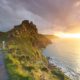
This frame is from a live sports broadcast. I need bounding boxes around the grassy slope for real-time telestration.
[0,20,71,80]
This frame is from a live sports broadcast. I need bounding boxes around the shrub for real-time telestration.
[41,67,48,72]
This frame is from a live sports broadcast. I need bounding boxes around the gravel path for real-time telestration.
[0,50,8,80]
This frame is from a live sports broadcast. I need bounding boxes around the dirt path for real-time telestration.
[0,50,8,80]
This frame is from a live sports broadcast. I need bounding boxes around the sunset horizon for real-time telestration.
[0,0,80,80]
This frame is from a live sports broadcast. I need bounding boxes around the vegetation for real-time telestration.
[0,20,71,80]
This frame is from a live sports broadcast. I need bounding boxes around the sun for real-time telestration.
[54,32,80,38]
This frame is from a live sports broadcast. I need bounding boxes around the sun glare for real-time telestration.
[54,32,80,38]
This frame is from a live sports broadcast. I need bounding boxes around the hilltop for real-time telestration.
[0,20,71,80]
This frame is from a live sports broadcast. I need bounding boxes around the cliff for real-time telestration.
[0,20,71,80]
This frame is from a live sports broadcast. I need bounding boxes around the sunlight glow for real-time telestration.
[54,32,80,38]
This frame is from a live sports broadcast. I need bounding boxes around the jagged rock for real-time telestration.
[8,20,38,38]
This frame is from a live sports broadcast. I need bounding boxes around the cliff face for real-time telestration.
[0,20,70,80]
[6,20,51,48]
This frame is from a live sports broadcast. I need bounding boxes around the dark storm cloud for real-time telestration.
[7,0,78,21]
[0,0,80,33]
[0,0,52,32]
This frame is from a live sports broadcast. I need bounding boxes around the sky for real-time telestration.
[0,0,80,34]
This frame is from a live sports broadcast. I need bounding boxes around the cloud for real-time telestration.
[0,0,80,33]
[74,1,80,7]
[0,0,52,32]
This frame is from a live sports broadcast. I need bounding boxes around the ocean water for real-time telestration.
[43,39,80,80]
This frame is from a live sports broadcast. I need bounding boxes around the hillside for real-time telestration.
[0,20,71,80]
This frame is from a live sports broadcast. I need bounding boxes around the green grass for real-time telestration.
[4,43,71,80]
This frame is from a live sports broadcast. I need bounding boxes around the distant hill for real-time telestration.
[45,34,58,39]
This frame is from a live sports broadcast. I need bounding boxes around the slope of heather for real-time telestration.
[0,20,71,80]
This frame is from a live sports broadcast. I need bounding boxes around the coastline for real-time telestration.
[42,38,80,80]
[47,57,80,80]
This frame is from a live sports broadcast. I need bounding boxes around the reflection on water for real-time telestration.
[43,39,80,80]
